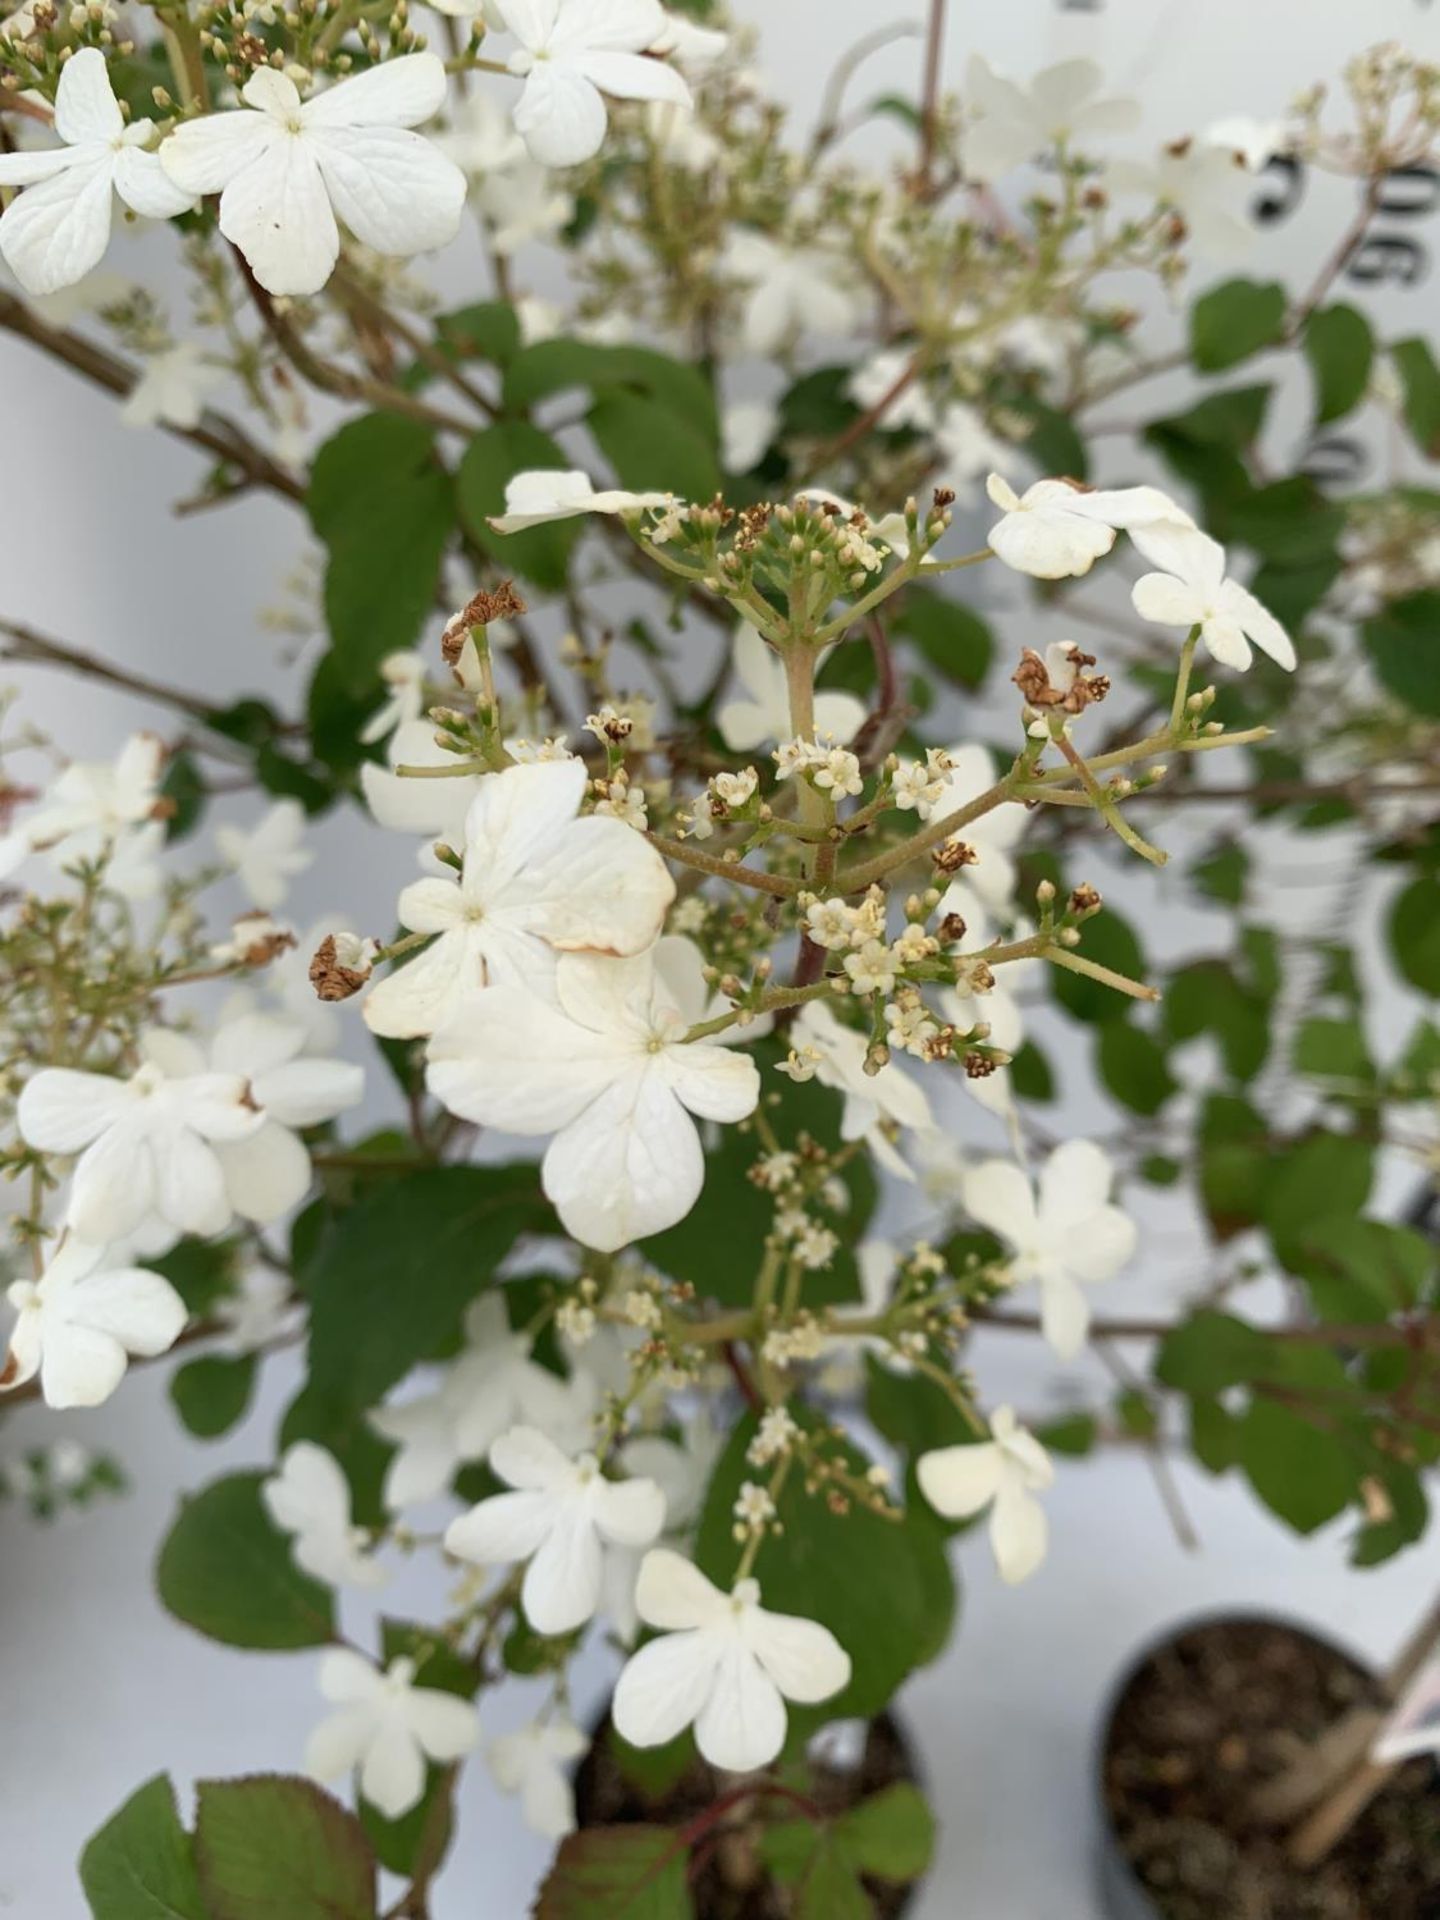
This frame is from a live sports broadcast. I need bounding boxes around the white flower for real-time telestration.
[360,651,429,746]
[201,1006,364,1225]
[649,10,728,67]
[362,718,486,843]
[717,624,865,754]
[487,1717,588,1838]
[790,1000,932,1182]
[159,56,466,298]
[364,758,673,1040]
[213,1265,301,1355]
[2,1236,186,1409]
[963,54,1139,180]
[933,404,1015,503]
[721,396,778,473]
[917,1406,1053,1584]
[847,348,936,432]
[0,50,195,297]
[445,1425,666,1636]
[496,0,693,170]
[428,939,761,1251]
[723,229,860,358]
[118,342,226,430]
[612,1549,850,1771]
[1131,524,1296,672]
[477,156,575,253]
[0,733,166,894]
[489,468,672,532]
[306,1649,479,1818]
[962,1140,1137,1358]
[623,1408,722,1534]
[924,743,1027,910]
[17,1032,265,1243]
[1106,144,1255,261]
[371,1293,582,1509]
[1203,116,1288,173]
[985,474,1195,580]
[263,1442,389,1589]
[436,87,528,172]
[216,799,315,911]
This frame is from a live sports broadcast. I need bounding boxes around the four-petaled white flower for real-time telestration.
[445,1425,666,1636]
[1131,524,1296,673]
[790,1000,932,1182]
[486,1716,588,1838]
[496,0,693,171]
[306,1648,479,1818]
[722,229,861,358]
[985,474,1194,580]
[918,1406,1054,1585]
[0,733,166,896]
[612,1549,851,1772]
[364,757,674,1040]
[263,1442,389,1589]
[0,50,195,297]
[371,1293,583,1509]
[216,799,315,911]
[490,468,672,533]
[428,938,761,1250]
[2,1236,186,1409]
[180,1006,364,1225]
[962,1139,1137,1358]
[119,342,227,430]
[17,1031,265,1243]
[717,624,866,755]
[963,54,1140,180]
[159,57,466,297]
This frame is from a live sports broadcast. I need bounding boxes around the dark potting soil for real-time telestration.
[1103,1617,1440,1920]
[573,1712,919,1918]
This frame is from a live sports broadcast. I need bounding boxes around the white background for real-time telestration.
[2,1,1440,1915]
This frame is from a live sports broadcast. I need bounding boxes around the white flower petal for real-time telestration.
[111,144,196,220]
[1131,572,1204,629]
[522,1500,604,1633]
[217,1122,313,1223]
[1037,1137,1113,1227]
[961,1159,1038,1245]
[695,1642,787,1772]
[543,1069,702,1250]
[53,49,124,145]
[512,64,610,169]
[404,1687,479,1762]
[635,1546,729,1630]
[307,125,465,258]
[427,986,626,1134]
[302,52,448,129]
[613,1629,725,1750]
[916,1441,1004,1520]
[444,1488,554,1565]
[745,1605,850,1706]
[160,109,277,197]
[360,1725,426,1818]
[0,156,114,297]
[593,1473,666,1548]
[218,137,339,297]
[17,1068,135,1152]
[1039,1269,1091,1359]
[662,1043,761,1125]
[990,1479,1048,1584]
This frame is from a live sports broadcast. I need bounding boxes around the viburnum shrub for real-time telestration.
[1,4,1438,1913]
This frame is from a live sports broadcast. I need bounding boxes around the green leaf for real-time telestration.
[1288,1217,1435,1323]
[1293,1016,1372,1083]
[80,1775,206,1920]
[156,1473,334,1649]
[455,421,583,590]
[1097,1022,1176,1116]
[1239,1396,1356,1535]
[837,1782,935,1881]
[765,1834,870,1920]
[194,1777,376,1920]
[1392,337,1440,459]
[1390,876,1440,995]
[504,340,716,438]
[169,1354,257,1441]
[1197,1093,1270,1237]
[865,1353,971,1456]
[1363,591,1440,718]
[534,1826,692,1919]
[1051,909,1145,1026]
[160,750,206,842]
[588,390,721,501]
[1192,841,1248,906]
[301,1165,546,1415]
[892,586,993,689]
[1156,1311,1278,1394]
[1264,1134,1374,1270]
[695,1411,955,1719]
[308,415,452,692]
[1035,1412,1098,1457]
[1190,279,1287,372]
[435,300,521,367]
[1303,305,1374,424]
[1008,1040,1054,1102]
[778,366,858,441]
[151,1239,241,1317]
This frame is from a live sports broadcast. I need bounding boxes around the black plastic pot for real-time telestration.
[574,1709,926,1917]
[1091,1609,1428,1920]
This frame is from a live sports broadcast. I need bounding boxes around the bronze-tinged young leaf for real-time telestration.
[533,1826,693,1920]
[80,1774,207,1920]
[156,1472,334,1650]
[194,1776,377,1920]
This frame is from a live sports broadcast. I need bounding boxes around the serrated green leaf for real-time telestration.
[80,1775,206,1920]
[194,1777,376,1920]
[534,1826,692,1919]
[156,1473,334,1650]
